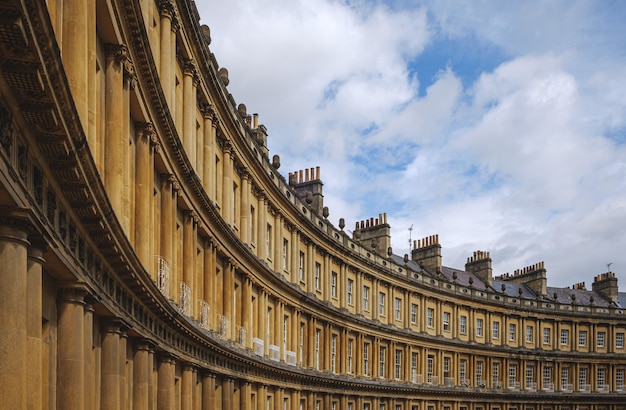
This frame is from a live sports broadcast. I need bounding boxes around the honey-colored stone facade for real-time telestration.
[0,1,625,409]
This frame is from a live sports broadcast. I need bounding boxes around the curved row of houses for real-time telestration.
[0,0,624,409]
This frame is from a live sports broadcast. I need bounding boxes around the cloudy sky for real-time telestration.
[196,1,626,290]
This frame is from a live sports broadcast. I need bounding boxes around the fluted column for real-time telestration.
[101,320,121,410]
[26,239,45,410]
[62,0,88,126]
[290,229,299,283]
[157,355,174,410]
[208,113,218,199]
[57,286,88,410]
[182,60,198,161]
[135,122,157,270]
[133,340,152,409]
[104,43,128,224]
[0,221,29,409]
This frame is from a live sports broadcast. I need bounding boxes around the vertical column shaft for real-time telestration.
[101,321,121,410]
[157,356,174,410]
[0,222,29,408]
[57,286,87,410]
[27,240,45,410]
[104,44,128,222]
[62,0,88,126]
[133,341,152,409]
[135,123,156,270]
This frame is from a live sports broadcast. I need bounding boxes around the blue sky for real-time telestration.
[197,0,626,290]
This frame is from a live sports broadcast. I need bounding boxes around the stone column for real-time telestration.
[104,43,128,224]
[242,276,251,348]
[84,297,95,410]
[202,239,213,327]
[222,143,233,225]
[182,211,196,315]
[26,239,46,410]
[157,355,174,410]
[241,382,251,410]
[133,340,152,410]
[290,230,299,284]
[257,385,267,410]
[62,0,88,127]
[222,378,234,410]
[274,213,282,271]
[101,320,121,410]
[208,113,218,200]
[57,286,88,410]
[159,174,175,297]
[181,365,193,410]
[240,171,250,243]
[257,195,266,260]
[202,373,216,410]
[158,0,175,105]
[200,105,214,193]
[182,60,198,164]
[119,330,128,409]
[0,221,28,409]
[223,260,235,339]
[135,122,157,271]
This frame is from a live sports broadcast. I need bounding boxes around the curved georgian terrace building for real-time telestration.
[0,0,625,409]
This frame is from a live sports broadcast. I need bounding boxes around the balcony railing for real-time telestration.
[218,315,228,339]
[525,382,537,392]
[252,337,264,356]
[155,255,169,297]
[444,377,455,387]
[598,385,610,393]
[561,383,573,393]
[508,381,520,391]
[428,375,439,385]
[179,282,191,316]
[285,350,297,366]
[269,344,280,362]
[579,384,591,393]
[199,300,210,330]
[542,382,555,392]
[412,373,422,384]
[237,325,246,346]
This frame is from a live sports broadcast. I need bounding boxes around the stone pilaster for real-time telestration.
[181,365,193,410]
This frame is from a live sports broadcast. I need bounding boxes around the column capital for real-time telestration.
[200,102,216,120]
[57,283,90,305]
[158,0,176,19]
[123,59,137,89]
[104,43,129,65]
[134,338,157,352]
